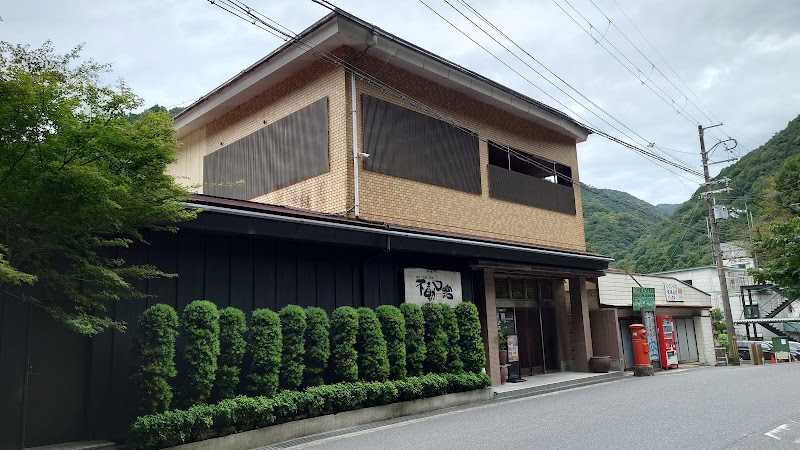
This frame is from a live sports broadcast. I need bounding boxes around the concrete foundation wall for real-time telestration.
[166,388,493,450]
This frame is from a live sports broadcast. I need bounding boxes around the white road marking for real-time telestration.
[765,423,790,440]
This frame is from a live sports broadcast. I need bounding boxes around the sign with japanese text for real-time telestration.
[404,268,462,307]
[506,334,519,363]
[643,310,660,361]
[632,287,656,311]
[664,282,684,302]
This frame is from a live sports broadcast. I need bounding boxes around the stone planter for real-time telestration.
[499,350,508,365]
[589,356,611,373]
[500,365,509,384]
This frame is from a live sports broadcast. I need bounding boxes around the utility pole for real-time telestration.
[698,124,739,365]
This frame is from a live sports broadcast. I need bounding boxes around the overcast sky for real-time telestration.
[3,0,799,205]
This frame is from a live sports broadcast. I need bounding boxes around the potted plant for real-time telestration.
[497,320,509,365]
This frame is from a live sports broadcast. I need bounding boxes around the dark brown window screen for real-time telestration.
[487,141,576,215]
[203,97,329,200]
[361,95,481,194]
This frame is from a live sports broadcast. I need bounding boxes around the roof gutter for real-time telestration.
[182,202,614,263]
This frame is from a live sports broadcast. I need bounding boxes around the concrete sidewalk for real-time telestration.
[493,370,624,399]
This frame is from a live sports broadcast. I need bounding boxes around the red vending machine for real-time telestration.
[656,315,679,369]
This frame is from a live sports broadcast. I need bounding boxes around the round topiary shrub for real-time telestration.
[376,305,407,380]
[455,302,486,373]
[330,306,359,383]
[278,305,307,390]
[132,303,179,415]
[303,307,330,387]
[179,300,220,407]
[400,303,426,377]
[437,303,463,373]
[214,307,247,401]
[247,308,282,397]
[421,302,448,374]
[356,307,390,381]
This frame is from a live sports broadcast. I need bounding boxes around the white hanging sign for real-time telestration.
[403,268,462,307]
[664,282,685,302]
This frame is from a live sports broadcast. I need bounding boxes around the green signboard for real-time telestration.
[632,287,656,311]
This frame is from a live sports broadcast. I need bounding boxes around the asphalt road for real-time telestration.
[268,363,800,450]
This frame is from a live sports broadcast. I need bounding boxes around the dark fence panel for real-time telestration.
[5,228,476,445]
[362,95,481,194]
[488,164,577,215]
[203,97,329,199]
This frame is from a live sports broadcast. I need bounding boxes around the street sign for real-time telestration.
[632,287,656,311]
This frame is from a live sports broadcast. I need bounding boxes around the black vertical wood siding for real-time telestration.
[362,95,481,194]
[203,97,330,200]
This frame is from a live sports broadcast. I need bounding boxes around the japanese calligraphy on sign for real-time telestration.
[664,282,684,302]
[404,268,462,307]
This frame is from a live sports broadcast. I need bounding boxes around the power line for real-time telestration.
[420,0,702,178]
[607,0,761,156]
[552,0,706,129]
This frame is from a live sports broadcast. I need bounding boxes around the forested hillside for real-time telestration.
[581,187,666,261]
[613,114,800,272]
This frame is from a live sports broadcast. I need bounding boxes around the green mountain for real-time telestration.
[581,187,666,262]
[614,113,800,272]
[656,204,680,214]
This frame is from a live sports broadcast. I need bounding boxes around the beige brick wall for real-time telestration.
[351,52,587,251]
[202,58,350,213]
[177,45,588,251]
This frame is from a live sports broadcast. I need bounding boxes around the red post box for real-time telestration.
[629,324,651,367]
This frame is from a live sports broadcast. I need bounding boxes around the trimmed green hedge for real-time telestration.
[356,307,390,382]
[303,307,330,387]
[179,300,220,407]
[127,372,491,450]
[376,305,407,380]
[437,304,463,373]
[132,304,179,415]
[330,306,359,383]
[279,305,307,390]
[247,308,282,397]
[455,302,486,373]
[214,307,247,401]
[400,303,426,377]
[421,303,448,373]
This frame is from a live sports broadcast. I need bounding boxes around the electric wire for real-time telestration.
[552,0,706,129]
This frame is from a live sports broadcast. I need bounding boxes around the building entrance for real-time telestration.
[496,277,560,375]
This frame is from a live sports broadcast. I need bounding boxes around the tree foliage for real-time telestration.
[278,305,306,390]
[437,304,463,373]
[455,302,486,373]
[330,306,359,383]
[178,300,220,407]
[0,41,194,334]
[247,308,282,397]
[376,305,407,380]
[132,304,178,415]
[400,303,426,377]
[214,307,247,401]
[421,303,448,374]
[303,307,330,387]
[750,154,800,300]
[356,307,390,382]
